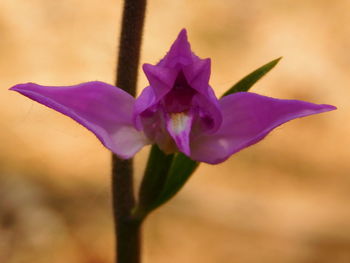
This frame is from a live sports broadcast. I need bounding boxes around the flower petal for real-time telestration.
[182,58,223,132]
[10,81,149,158]
[142,64,178,100]
[190,92,336,164]
[133,86,156,130]
[182,58,211,95]
[158,29,198,68]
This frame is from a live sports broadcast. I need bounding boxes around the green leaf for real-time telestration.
[150,153,199,211]
[221,57,282,97]
[134,149,198,219]
[136,145,174,217]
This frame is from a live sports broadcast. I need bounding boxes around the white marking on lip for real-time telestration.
[169,112,191,134]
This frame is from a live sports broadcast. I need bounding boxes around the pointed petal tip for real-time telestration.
[174,28,190,47]
[314,103,337,114]
[10,83,47,97]
[9,83,32,92]
[322,104,337,111]
[156,28,196,67]
[142,63,154,73]
[198,57,211,67]
[178,28,188,39]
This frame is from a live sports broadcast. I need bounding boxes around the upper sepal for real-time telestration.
[158,29,197,68]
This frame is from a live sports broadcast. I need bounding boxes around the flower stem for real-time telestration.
[112,0,147,263]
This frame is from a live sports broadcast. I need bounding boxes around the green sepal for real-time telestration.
[221,57,282,97]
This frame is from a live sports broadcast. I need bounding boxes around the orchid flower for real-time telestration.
[10,29,335,164]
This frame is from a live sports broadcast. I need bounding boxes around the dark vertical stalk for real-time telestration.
[112,0,147,263]
[116,0,147,97]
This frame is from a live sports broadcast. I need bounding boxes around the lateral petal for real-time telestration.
[10,81,149,158]
[133,86,156,130]
[191,92,336,164]
[182,58,223,132]
[142,64,178,100]
[182,58,211,95]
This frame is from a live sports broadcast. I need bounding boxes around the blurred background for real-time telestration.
[0,0,348,262]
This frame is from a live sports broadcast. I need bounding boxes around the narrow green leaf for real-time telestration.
[221,57,282,97]
[150,153,199,211]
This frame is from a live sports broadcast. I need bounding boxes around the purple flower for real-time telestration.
[10,29,336,164]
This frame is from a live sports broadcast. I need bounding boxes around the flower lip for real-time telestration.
[166,110,193,155]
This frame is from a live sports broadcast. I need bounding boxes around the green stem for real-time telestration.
[112,0,147,262]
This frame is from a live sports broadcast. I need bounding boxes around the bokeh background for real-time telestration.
[0,0,348,262]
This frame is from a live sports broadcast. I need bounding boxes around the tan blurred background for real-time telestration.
[0,0,348,262]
